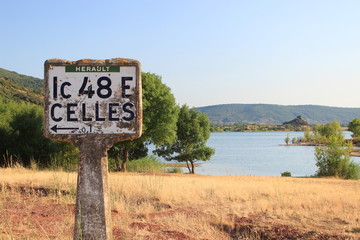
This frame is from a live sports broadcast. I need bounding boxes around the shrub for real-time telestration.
[284,134,290,145]
[50,143,79,171]
[281,171,292,177]
[0,100,72,168]
[303,127,312,142]
[167,167,183,174]
[348,118,360,138]
[126,156,164,173]
[315,137,360,179]
[313,121,343,144]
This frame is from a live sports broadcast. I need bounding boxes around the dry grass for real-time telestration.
[0,168,359,239]
[110,173,360,238]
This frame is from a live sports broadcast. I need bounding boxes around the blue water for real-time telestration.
[157,131,357,177]
[196,132,314,176]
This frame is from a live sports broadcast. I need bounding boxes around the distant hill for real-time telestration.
[0,68,43,105]
[0,68,43,92]
[0,77,43,105]
[197,104,360,125]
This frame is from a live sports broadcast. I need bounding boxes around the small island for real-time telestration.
[281,118,360,158]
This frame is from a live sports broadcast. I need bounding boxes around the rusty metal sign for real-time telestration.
[44,58,142,141]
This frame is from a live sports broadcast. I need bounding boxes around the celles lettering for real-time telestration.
[50,102,135,122]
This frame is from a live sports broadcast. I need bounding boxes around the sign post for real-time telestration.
[44,58,142,239]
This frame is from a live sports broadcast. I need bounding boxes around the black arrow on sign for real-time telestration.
[51,125,79,133]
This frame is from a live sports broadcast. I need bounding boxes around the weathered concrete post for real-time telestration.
[73,137,113,239]
[43,58,142,240]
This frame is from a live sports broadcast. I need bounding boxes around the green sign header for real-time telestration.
[65,66,120,72]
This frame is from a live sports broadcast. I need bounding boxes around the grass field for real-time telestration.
[0,168,359,239]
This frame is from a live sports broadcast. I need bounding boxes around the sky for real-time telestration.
[1,0,360,108]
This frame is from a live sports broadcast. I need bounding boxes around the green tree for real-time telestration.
[312,120,360,179]
[303,126,312,142]
[313,120,343,144]
[156,105,215,174]
[108,141,148,172]
[109,72,179,172]
[0,100,72,168]
[315,136,360,179]
[348,118,360,139]
[8,104,45,166]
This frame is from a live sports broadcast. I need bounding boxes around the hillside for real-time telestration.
[0,68,43,105]
[197,104,360,125]
[0,68,43,92]
[0,77,43,105]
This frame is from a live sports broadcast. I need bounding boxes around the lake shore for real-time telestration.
[280,142,360,157]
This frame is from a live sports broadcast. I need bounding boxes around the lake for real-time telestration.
[190,131,357,177]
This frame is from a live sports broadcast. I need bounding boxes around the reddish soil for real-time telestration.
[1,192,358,240]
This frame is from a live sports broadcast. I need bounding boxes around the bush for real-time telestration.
[126,156,164,173]
[313,121,343,144]
[284,134,290,145]
[344,162,360,180]
[315,137,360,179]
[49,143,79,171]
[0,100,73,168]
[348,118,360,138]
[281,171,292,177]
[167,167,183,174]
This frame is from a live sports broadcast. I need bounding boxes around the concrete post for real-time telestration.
[73,137,114,240]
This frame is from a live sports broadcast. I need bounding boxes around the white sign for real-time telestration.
[44,59,142,139]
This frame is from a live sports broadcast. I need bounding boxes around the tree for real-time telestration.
[315,136,359,179]
[0,100,70,168]
[313,120,343,144]
[284,134,290,145]
[108,141,148,172]
[348,118,360,139]
[313,121,360,179]
[303,126,312,142]
[109,72,179,172]
[8,104,45,166]
[156,105,215,174]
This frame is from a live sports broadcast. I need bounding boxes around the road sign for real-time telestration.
[44,58,142,141]
[44,58,142,239]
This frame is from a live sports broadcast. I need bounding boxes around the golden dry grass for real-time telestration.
[0,168,359,239]
[110,173,360,237]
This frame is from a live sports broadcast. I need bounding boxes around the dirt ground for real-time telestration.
[0,189,357,240]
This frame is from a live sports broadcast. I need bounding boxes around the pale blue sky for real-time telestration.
[1,0,360,108]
